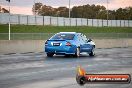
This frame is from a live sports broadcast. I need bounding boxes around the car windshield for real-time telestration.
[50,34,75,40]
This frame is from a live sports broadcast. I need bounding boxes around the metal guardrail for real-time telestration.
[0,33,132,40]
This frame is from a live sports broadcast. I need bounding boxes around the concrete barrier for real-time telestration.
[0,40,44,54]
[0,39,132,54]
[94,39,132,48]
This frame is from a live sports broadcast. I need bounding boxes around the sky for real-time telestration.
[0,0,132,15]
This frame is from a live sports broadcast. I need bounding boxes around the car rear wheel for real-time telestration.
[47,53,54,57]
[75,47,80,57]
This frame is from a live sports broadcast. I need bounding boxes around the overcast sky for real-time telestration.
[0,0,132,15]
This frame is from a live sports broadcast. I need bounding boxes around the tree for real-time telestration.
[0,6,9,13]
[55,7,69,17]
[38,5,55,16]
[124,7,132,20]
[32,3,132,20]
[2,8,9,13]
[32,3,43,15]
[0,6,1,12]
[72,4,106,19]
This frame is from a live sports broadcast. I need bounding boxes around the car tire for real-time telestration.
[47,53,54,57]
[65,54,71,57]
[75,47,80,57]
[89,50,95,56]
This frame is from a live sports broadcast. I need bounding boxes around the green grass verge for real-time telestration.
[0,24,132,33]
[0,24,132,40]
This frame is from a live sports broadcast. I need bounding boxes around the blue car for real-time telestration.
[45,32,95,57]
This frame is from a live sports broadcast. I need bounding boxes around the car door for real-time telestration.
[80,34,92,52]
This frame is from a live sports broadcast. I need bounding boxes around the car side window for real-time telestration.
[77,34,82,42]
[77,34,81,41]
[81,34,88,43]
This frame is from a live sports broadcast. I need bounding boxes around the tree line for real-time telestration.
[0,3,131,20]
[32,3,132,20]
[0,6,9,13]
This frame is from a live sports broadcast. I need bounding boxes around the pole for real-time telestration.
[34,0,36,25]
[107,0,109,27]
[8,1,10,40]
[69,0,71,26]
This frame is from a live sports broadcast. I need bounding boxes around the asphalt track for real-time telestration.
[0,47,132,88]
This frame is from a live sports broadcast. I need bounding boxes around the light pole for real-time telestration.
[34,0,37,25]
[6,0,10,40]
[69,0,71,26]
[107,0,109,27]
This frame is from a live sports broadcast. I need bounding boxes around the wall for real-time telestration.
[0,39,132,54]
[0,13,132,27]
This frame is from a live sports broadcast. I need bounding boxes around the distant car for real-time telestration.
[45,32,95,57]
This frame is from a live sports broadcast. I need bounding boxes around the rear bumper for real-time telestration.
[45,45,76,55]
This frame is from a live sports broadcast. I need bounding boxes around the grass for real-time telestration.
[0,24,132,33]
[0,24,132,40]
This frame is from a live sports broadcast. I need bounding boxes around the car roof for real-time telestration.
[59,32,81,35]
[59,32,76,34]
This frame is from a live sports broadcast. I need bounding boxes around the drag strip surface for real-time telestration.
[0,48,132,88]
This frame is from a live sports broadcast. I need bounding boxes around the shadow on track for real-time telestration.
[44,54,97,61]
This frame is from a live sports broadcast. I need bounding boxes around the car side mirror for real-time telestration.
[87,39,92,42]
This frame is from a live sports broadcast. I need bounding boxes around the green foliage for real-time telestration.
[0,24,132,33]
[0,6,9,13]
[32,3,132,20]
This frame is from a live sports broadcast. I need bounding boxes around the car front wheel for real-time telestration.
[89,50,95,56]
[47,53,54,57]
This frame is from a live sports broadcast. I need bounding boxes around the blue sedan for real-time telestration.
[45,32,95,57]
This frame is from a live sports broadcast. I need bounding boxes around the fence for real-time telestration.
[0,33,132,40]
[0,13,132,27]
